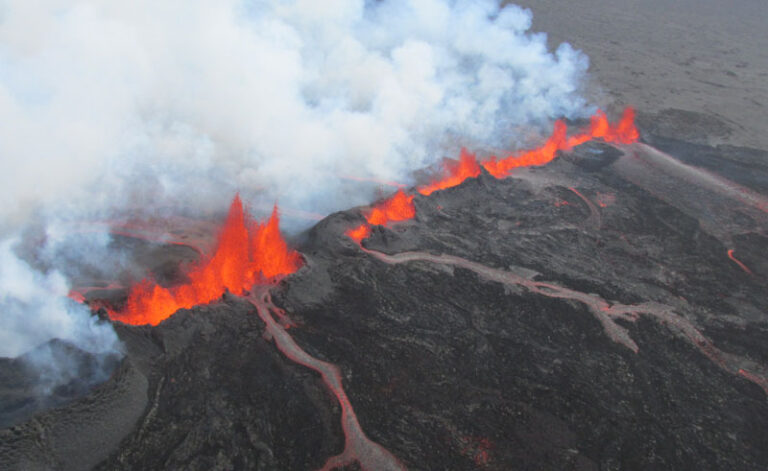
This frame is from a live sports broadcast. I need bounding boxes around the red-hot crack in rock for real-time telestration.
[359,247,768,395]
[727,249,753,275]
[568,186,602,229]
[247,287,406,471]
[738,369,768,393]
[459,436,493,467]
[346,108,640,242]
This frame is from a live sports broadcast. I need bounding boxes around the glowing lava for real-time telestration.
[568,107,640,147]
[727,249,753,275]
[568,186,602,229]
[346,224,372,244]
[482,119,568,178]
[418,149,482,196]
[345,189,416,243]
[249,288,406,471]
[111,195,302,326]
[349,107,640,243]
[365,189,416,226]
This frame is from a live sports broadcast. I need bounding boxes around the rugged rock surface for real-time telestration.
[273,140,768,470]
[2,136,768,470]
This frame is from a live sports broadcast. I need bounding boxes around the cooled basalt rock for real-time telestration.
[2,136,768,470]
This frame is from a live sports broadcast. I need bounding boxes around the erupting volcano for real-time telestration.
[109,196,302,326]
[6,95,768,471]
[348,107,640,243]
[4,1,768,469]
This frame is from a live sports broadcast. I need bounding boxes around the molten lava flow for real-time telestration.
[482,119,568,178]
[482,109,638,178]
[418,149,482,196]
[608,107,641,144]
[568,107,640,147]
[345,189,416,243]
[727,249,753,275]
[459,436,493,467]
[68,290,86,304]
[421,107,639,184]
[249,288,406,471]
[346,224,372,244]
[111,195,301,326]
[568,187,602,229]
[346,107,640,243]
[365,189,416,226]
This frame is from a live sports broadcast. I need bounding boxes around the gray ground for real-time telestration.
[3,2,768,470]
[519,0,768,150]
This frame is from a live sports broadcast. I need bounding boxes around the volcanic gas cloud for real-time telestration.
[0,0,597,377]
[347,107,639,242]
[109,196,301,326]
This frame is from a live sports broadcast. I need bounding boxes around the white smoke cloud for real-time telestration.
[0,0,591,369]
[0,239,121,392]
[0,0,590,226]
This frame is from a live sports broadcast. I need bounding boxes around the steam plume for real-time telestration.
[0,0,590,383]
[0,0,590,225]
[0,240,121,392]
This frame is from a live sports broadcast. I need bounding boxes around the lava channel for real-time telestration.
[248,287,406,471]
[727,249,753,275]
[360,246,768,396]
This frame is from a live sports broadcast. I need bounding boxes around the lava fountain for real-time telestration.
[109,195,302,326]
[347,107,640,243]
[345,189,416,243]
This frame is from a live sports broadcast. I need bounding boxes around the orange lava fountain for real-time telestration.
[345,189,416,243]
[418,149,482,196]
[348,107,640,243]
[110,195,302,326]
[482,119,569,178]
[567,107,640,147]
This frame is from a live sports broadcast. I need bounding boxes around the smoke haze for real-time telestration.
[0,239,121,393]
[0,0,590,224]
[0,0,590,377]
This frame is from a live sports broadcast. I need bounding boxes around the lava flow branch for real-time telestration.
[108,195,302,326]
[343,105,768,395]
[97,195,406,469]
[249,288,407,471]
[358,248,768,395]
[346,107,639,242]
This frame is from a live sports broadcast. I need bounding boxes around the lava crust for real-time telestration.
[2,137,768,470]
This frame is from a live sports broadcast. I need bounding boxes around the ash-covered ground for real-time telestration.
[2,119,768,470]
